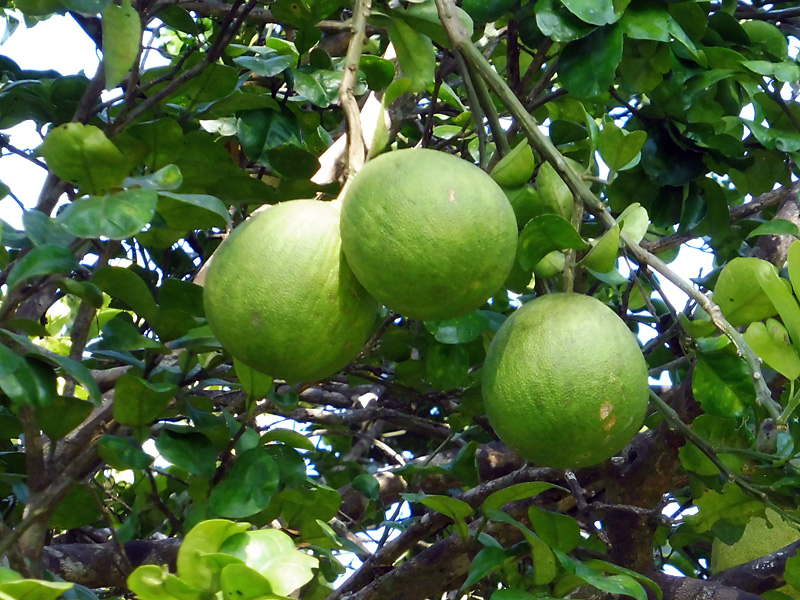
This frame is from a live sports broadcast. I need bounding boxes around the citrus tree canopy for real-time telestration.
[3,1,800,599]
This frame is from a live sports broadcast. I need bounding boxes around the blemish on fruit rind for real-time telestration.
[600,401,613,419]
[448,189,456,203]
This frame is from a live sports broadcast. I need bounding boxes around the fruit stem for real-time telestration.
[338,0,372,181]
[452,51,489,169]
[432,0,781,422]
[467,60,511,158]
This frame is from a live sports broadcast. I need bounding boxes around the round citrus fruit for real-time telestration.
[203,200,378,383]
[711,508,800,595]
[340,148,518,321]
[482,293,649,468]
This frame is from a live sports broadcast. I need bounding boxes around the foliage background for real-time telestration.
[2,1,800,599]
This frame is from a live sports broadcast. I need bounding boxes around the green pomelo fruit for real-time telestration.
[711,508,800,596]
[714,257,779,326]
[340,148,518,321]
[203,200,378,383]
[482,293,649,468]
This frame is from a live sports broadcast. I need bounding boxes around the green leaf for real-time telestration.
[235,53,296,78]
[35,396,92,439]
[97,434,154,470]
[535,0,592,42]
[745,319,800,381]
[39,123,129,194]
[6,244,78,290]
[756,266,800,355]
[692,350,754,418]
[57,279,104,309]
[234,358,273,400]
[557,25,623,98]
[102,0,141,89]
[113,374,177,426]
[580,224,620,273]
[352,474,380,501]
[264,444,307,487]
[22,210,75,247]
[747,219,800,239]
[0,328,102,405]
[123,164,183,191]
[360,55,396,91]
[93,265,158,322]
[209,448,280,518]
[482,482,566,514]
[127,564,202,600]
[218,564,276,600]
[58,189,157,239]
[157,191,231,230]
[424,311,489,345]
[403,493,473,539]
[560,0,618,26]
[49,484,102,529]
[60,0,109,13]
[488,509,557,585]
[0,579,73,600]
[618,203,649,244]
[598,118,647,171]
[387,18,435,92]
[618,7,670,41]
[555,551,647,600]
[789,241,800,302]
[462,0,515,22]
[679,417,747,478]
[128,119,185,171]
[714,257,779,327]
[536,161,573,219]
[155,428,218,479]
[786,552,800,590]
[490,141,536,188]
[528,505,581,553]
[686,482,765,533]
[0,346,51,407]
[219,529,318,596]
[426,344,470,391]
[259,428,315,452]
[176,519,251,592]
[463,546,512,589]
[518,214,589,271]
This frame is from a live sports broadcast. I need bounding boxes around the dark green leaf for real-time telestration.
[6,244,78,291]
[157,191,230,230]
[49,484,102,529]
[535,0,592,42]
[557,25,623,98]
[264,444,307,487]
[352,474,380,501]
[93,265,158,321]
[426,343,470,391]
[463,547,512,589]
[209,448,280,517]
[122,164,183,191]
[155,428,218,478]
[747,219,800,239]
[97,435,154,469]
[693,350,754,418]
[518,214,589,271]
[424,311,489,345]
[113,373,178,425]
[35,396,92,439]
[22,210,75,247]
[528,505,582,553]
[560,0,618,26]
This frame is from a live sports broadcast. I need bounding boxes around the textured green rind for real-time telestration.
[482,293,649,468]
[203,200,378,383]
[711,508,800,596]
[340,148,518,321]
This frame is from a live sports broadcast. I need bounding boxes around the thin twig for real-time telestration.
[338,0,371,181]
